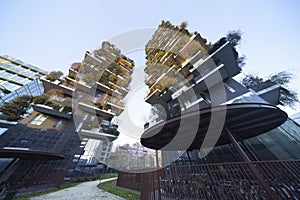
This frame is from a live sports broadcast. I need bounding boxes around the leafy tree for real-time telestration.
[269,71,292,86]
[180,21,188,30]
[71,62,82,71]
[46,71,63,81]
[241,74,264,89]
[226,30,246,67]
[279,88,298,107]
[241,71,299,107]
[33,94,49,104]
[226,29,242,47]
[0,95,33,121]
[46,89,64,97]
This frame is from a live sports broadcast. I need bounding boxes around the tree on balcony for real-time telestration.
[33,94,48,104]
[180,21,188,30]
[71,62,82,72]
[109,74,118,83]
[209,30,245,68]
[0,95,32,121]
[46,71,63,81]
[241,71,299,107]
[46,89,64,97]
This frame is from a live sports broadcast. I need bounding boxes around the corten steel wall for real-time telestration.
[2,160,66,194]
[117,160,300,199]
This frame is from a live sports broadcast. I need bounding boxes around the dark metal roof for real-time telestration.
[0,149,65,160]
[141,103,287,150]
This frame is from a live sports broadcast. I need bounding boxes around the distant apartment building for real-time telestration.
[0,55,47,139]
[0,55,46,103]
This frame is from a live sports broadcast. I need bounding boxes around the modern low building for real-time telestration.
[0,110,83,195]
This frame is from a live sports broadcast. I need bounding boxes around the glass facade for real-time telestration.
[0,55,46,105]
[0,79,44,104]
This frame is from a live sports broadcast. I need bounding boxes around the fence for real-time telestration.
[117,160,300,199]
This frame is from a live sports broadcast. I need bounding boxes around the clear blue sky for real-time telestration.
[1,0,300,114]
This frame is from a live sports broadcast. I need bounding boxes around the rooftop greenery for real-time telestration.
[241,71,299,107]
[46,71,63,81]
[0,95,32,121]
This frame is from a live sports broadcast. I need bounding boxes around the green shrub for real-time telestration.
[33,95,49,104]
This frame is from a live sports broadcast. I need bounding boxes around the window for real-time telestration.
[53,120,63,128]
[225,83,236,93]
[29,114,47,125]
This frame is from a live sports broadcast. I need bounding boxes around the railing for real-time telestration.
[117,160,300,199]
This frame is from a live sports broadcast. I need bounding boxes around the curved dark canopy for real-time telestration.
[0,149,65,160]
[141,103,287,150]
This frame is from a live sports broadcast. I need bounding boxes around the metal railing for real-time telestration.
[117,160,300,199]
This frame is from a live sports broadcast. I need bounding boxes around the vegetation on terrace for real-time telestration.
[0,95,32,121]
[32,89,72,113]
[241,71,299,107]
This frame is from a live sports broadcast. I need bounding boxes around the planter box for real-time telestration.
[32,104,72,119]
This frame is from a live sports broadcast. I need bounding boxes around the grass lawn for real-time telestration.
[97,179,140,200]
[13,182,80,200]
[99,173,118,180]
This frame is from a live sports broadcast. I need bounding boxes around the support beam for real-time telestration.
[224,126,276,199]
[186,151,192,165]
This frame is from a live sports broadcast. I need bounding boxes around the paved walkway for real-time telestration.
[31,177,125,200]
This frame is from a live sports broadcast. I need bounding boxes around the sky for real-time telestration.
[1,0,300,116]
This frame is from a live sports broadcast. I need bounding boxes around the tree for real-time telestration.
[269,71,292,86]
[46,89,64,97]
[180,21,188,30]
[0,95,33,121]
[226,30,242,47]
[241,71,299,107]
[33,94,49,104]
[71,62,82,71]
[46,71,63,81]
[226,30,246,67]
[241,74,264,89]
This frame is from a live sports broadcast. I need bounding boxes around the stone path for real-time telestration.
[31,177,125,200]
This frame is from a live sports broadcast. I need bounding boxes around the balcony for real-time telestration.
[41,76,74,96]
[79,119,119,142]
[145,88,161,103]
[31,92,73,119]
[79,129,118,142]
[31,104,72,119]
[78,102,114,119]
[96,82,122,96]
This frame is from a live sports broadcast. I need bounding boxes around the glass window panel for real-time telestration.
[29,114,47,125]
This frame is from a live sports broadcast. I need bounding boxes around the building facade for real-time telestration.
[0,43,134,196]
[142,21,300,165]
[0,55,46,103]
[41,41,134,168]
[116,21,300,199]
[0,55,47,149]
